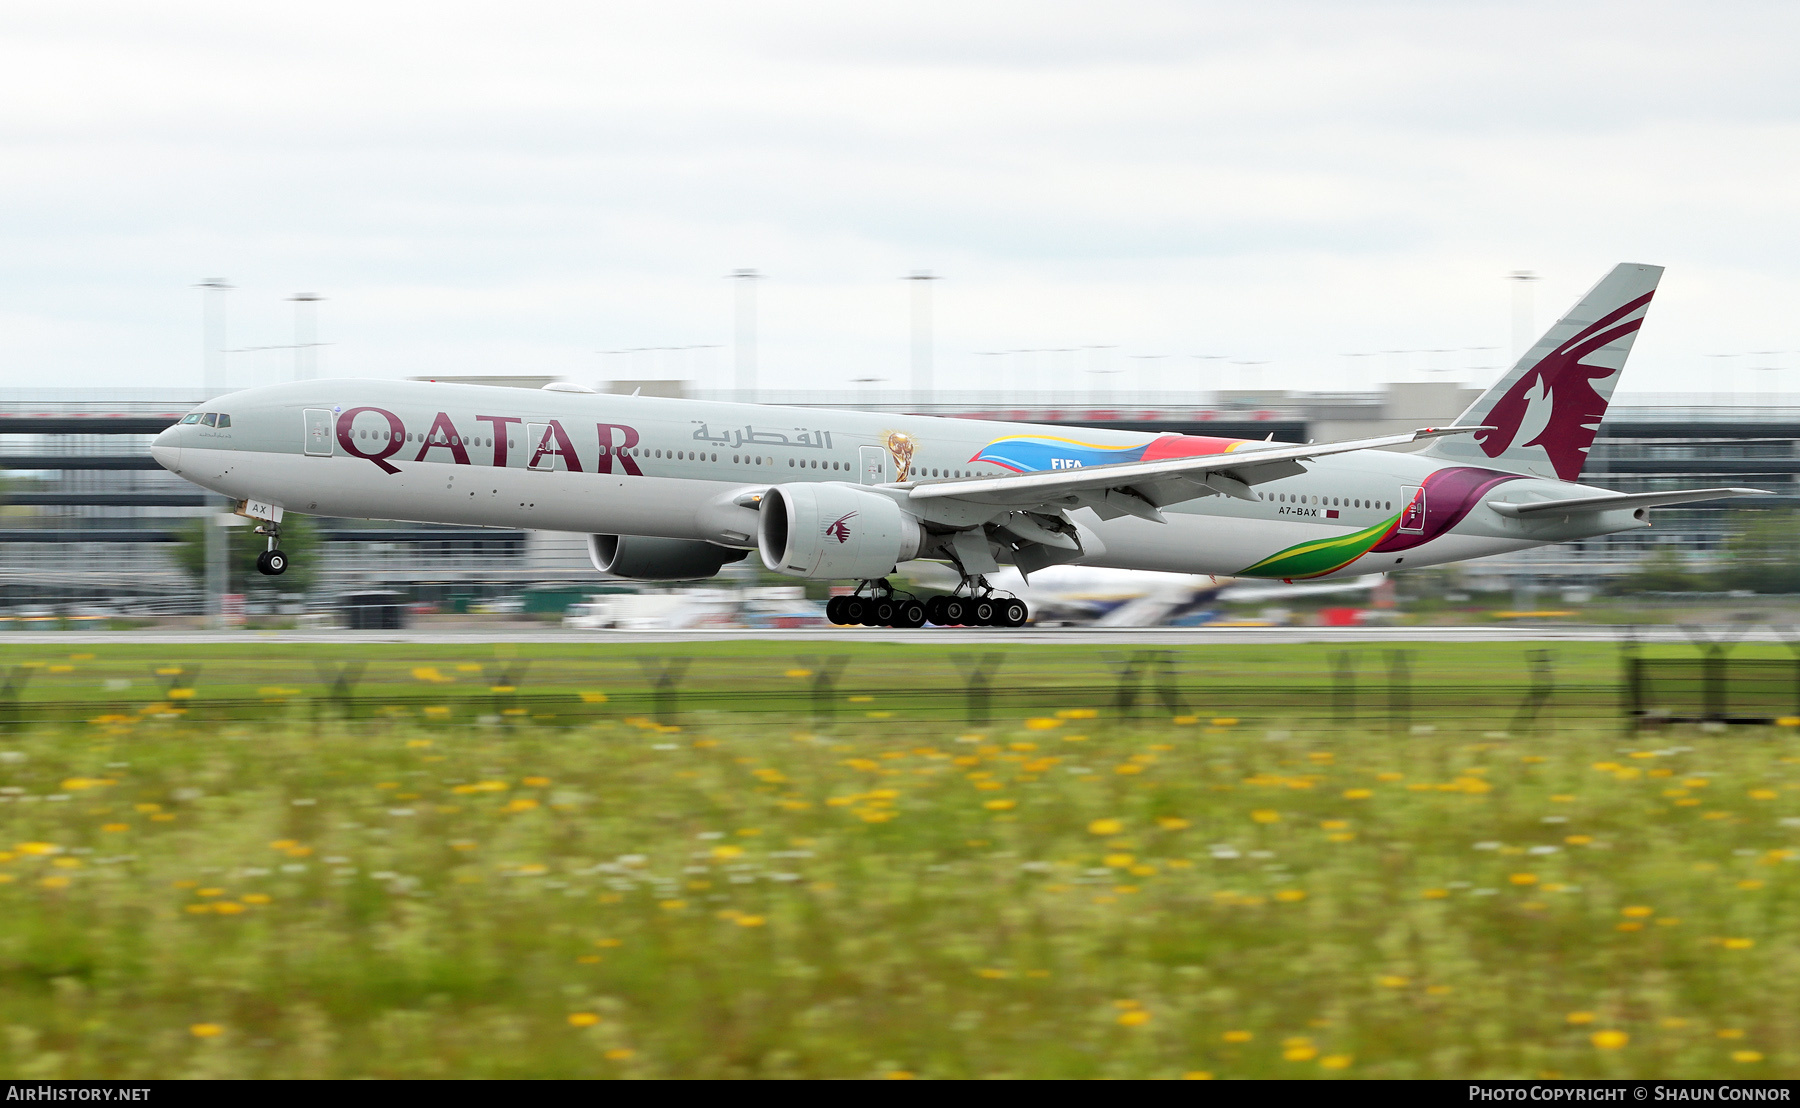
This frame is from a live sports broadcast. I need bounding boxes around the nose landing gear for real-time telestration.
[254,521,288,576]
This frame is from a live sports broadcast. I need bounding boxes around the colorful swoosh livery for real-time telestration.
[1237,467,1524,579]
[972,432,1249,472]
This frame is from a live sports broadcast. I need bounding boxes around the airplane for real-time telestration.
[150,262,1762,629]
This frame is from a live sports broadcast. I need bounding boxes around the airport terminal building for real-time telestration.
[2,381,1793,617]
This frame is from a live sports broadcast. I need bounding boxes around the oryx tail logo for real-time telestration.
[1475,290,1653,481]
[824,512,857,544]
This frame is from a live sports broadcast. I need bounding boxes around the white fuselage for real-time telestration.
[151,379,1645,581]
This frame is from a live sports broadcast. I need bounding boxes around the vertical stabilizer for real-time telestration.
[1421,263,1662,481]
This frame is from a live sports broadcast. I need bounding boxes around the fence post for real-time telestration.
[1149,651,1185,716]
[0,666,31,732]
[1331,651,1357,728]
[950,653,1004,727]
[1106,653,1143,716]
[796,655,849,726]
[635,657,692,726]
[1386,650,1411,735]
[312,661,366,717]
[1510,648,1555,733]
[1625,655,1644,733]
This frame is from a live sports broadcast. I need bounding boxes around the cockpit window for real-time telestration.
[202,413,218,427]
[180,413,202,424]
[215,414,230,428]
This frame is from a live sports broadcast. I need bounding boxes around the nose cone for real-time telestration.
[150,426,182,474]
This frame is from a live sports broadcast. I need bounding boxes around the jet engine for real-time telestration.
[758,483,922,580]
[587,535,749,581]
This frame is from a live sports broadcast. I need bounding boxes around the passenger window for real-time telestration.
[181,413,202,424]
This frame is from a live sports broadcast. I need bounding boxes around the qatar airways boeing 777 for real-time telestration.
[150,263,1759,628]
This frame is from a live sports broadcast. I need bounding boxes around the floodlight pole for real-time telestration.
[730,269,762,401]
[193,278,233,629]
[905,270,940,408]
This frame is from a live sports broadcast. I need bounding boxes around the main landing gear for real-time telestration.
[254,520,288,576]
[826,577,1030,629]
[825,580,927,628]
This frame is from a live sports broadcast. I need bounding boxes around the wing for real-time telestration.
[904,425,1488,522]
[1489,487,1768,517]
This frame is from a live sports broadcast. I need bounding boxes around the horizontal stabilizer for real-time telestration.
[1489,487,1767,518]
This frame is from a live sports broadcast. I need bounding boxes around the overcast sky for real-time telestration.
[3,1,1799,400]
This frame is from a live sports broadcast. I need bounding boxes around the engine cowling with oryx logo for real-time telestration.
[758,483,922,580]
[588,535,748,581]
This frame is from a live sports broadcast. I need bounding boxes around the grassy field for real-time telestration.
[0,643,1798,1078]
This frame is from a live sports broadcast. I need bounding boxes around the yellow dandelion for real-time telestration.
[1566,1012,1597,1025]
[984,799,1017,811]
[1342,788,1373,800]
[735,915,766,927]
[190,1023,223,1038]
[1319,1055,1352,1070]
[658,899,686,911]
[212,902,245,915]
[568,1012,601,1027]
[1250,809,1281,824]
[1088,819,1123,836]
[712,844,744,859]
[1284,1045,1319,1062]
[1274,889,1307,902]
[1426,985,1453,996]
[1590,1030,1629,1050]
[1509,873,1539,886]
[604,1048,634,1061]
[1421,888,1450,899]
[1723,938,1756,950]
[1025,718,1063,730]
[1733,1051,1764,1063]
[885,1071,916,1080]
[38,876,70,890]
[1738,880,1765,890]
[976,968,1010,979]
[1621,905,1653,918]
[101,823,129,833]
[1377,975,1408,989]
[1117,1009,1152,1027]
[1222,1030,1253,1043]
[1748,789,1777,801]
[1182,1071,1214,1080]
[1157,817,1190,830]
[15,842,59,856]
[1717,1029,1746,1040]
[1103,853,1135,868]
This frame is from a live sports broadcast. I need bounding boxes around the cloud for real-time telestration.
[2,0,1799,397]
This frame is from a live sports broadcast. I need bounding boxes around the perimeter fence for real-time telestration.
[6,638,1800,736]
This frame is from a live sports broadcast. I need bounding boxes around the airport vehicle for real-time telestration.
[150,263,1759,627]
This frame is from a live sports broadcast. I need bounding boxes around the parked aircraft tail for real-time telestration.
[1420,262,1662,481]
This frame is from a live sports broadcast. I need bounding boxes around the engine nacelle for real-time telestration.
[758,483,923,580]
[587,535,748,581]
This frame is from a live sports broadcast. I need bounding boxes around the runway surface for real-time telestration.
[0,624,1780,646]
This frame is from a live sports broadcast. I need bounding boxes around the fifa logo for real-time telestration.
[885,431,916,483]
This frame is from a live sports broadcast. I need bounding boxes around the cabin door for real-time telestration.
[303,409,333,456]
[1398,486,1426,533]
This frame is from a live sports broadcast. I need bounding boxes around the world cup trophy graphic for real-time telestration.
[885,431,916,483]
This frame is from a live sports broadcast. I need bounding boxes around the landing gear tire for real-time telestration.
[256,549,288,576]
[895,601,927,628]
[999,599,1029,627]
[841,597,867,625]
[926,596,949,625]
[973,599,997,626]
[873,600,898,625]
[826,596,849,625]
[942,597,968,626]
